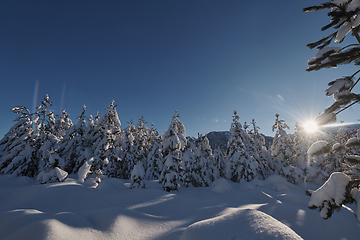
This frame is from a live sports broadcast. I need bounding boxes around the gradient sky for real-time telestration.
[1,0,360,138]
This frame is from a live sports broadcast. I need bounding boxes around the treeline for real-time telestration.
[0,95,359,191]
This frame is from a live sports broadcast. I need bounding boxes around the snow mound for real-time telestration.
[264,175,295,192]
[37,167,68,184]
[96,178,125,191]
[278,193,310,206]
[210,178,232,193]
[180,208,303,240]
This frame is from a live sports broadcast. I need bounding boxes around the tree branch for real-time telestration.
[352,28,360,44]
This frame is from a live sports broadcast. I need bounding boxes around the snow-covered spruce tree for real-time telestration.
[90,100,122,178]
[304,1,360,220]
[292,123,318,182]
[130,117,149,188]
[145,123,163,180]
[0,106,37,177]
[75,112,99,179]
[57,105,87,173]
[160,110,187,192]
[119,119,137,179]
[130,162,146,189]
[247,119,273,178]
[195,134,217,184]
[225,111,265,183]
[54,109,73,138]
[35,95,68,184]
[181,143,198,187]
[270,113,297,183]
[134,116,150,166]
[213,143,226,178]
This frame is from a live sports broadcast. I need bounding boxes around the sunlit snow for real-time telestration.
[0,175,360,240]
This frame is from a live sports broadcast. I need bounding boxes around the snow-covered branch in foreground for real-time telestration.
[308,172,360,220]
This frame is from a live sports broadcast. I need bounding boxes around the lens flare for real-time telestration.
[303,120,318,133]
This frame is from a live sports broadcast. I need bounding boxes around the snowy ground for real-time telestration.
[0,175,359,240]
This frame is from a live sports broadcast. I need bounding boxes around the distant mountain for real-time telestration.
[205,131,274,152]
[186,124,359,155]
[321,123,359,135]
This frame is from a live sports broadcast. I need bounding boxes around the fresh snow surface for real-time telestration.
[1,174,360,240]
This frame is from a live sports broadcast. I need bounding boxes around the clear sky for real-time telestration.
[1,0,360,138]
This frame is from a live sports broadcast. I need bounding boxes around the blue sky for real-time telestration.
[1,0,360,138]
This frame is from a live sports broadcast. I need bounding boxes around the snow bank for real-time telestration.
[37,167,68,184]
[180,208,303,240]
[96,178,125,191]
[210,178,232,193]
[264,175,295,192]
[0,175,360,240]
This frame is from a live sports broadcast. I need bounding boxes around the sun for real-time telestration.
[303,120,318,133]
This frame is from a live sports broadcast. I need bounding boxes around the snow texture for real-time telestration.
[210,178,232,193]
[180,208,303,240]
[331,142,342,152]
[325,78,353,96]
[308,172,351,219]
[0,174,360,240]
[307,140,330,156]
[315,47,341,59]
[37,167,68,184]
[345,137,360,148]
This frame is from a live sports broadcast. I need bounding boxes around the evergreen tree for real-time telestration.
[75,112,99,177]
[134,116,150,166]
[196,134,216,184]
[270,113,297,183]
[181,144,198,187]
[145,124,163,180]
[57,105,87,173]
[0,106,36,177]
[160,110,187,191]
[90,100,122,178]
[54,109,73,138]
[35,95,68,183]
[119,119,137,179]
[130,163,146,189]
[304,1,360,220]
[213,143,226,178]
[225,111,264,183]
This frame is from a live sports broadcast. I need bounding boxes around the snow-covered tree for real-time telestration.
[160,110,187,191]
[130,163,146,189]
[54,109,73,138]
[90,100,122,178]
[119,119,137,179]
[304,1,360,220]
[35,95,67,183]
[0,106,36,177]
[57,105,87,173]
[225,111,265,183]
[181,145,198,187]
[270,113,297,183]
[145,124,163,180]
[213,143,226,178]
[134,116,150,166]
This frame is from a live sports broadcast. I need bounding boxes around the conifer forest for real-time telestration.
[3,1,360,239]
